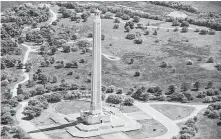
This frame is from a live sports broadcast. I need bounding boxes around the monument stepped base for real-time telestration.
[66,114,142,138]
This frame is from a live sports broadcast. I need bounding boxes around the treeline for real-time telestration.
[1,4,50,25]
[55,2,221,31]
[149,1,199,13]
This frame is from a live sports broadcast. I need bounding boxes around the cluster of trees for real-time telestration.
[204,103,221,125]
[149,1,199,13]
[106,94,134,105]
[174,118,198,139]
[1,39,21,56]
[131,86,166,101]
[1,126,31,139]
[1,23,22,40]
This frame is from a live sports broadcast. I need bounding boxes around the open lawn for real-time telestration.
[124,119,167,138]
[47,130,103,139]
[55,100,90,115]
[150,104,195,120]
[194,109,221,139]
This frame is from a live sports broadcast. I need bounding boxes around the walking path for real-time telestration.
[134,101,208,139]
[14,5,57,139]
[89,47,121,61]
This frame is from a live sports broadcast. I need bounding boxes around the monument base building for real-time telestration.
[80,110,111,125]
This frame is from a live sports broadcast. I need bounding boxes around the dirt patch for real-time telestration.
[167,11,188,18]
[199,63,216,71]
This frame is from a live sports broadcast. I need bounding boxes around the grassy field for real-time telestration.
[150,104,195,120]
[25,5,221,103]
[124,119,167,138]
[55,100,90,115]
[193,109,221,139]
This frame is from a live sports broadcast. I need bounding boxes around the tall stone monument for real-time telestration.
[80,9,111,125]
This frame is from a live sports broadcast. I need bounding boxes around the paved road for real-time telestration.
[134,101,208,139]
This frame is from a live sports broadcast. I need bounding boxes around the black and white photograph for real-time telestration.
[1,1,221,139]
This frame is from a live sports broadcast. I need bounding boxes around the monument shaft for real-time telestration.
[90,11,102,114]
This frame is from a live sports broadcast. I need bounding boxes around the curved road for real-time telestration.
[134,101,208,139]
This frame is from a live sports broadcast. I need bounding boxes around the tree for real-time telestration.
[193,81,200,91]
[181,26,188,33]
[106,85,115,93]
[172,20,180,26]
[106,94,123,104]
[125,26,130,32]
[207,81,213,89]
[167,85,176,94]
[114,18,120,23]
[41,74,48,88]
[126,34,135,40]
[134,39,143,44]
[180,21,189,27]
[181,83,190,92]
[52,75,58,83]
[134,70,141,77]
[123,97,134,106]
[121,14,130,20]
[116,88,123,94]
[48,93,62,103]
[207,56,215,63]
[133,16,140,23]
[153,30,158,35]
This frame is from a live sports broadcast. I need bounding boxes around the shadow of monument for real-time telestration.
[28,117,83,133]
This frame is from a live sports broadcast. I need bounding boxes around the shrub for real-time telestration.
[183,92,193,101]
[199,29,208,35]
[153,30,157,35]
[134,70,141,76]
[203,96,213,103]
[144,30,150,35]
[106,85,115,93]
[170,93,185,102]
[186,60,194,65]
[106,94,123,104]
[166,85,176,95]
[172,20,180,26]
[193,81,200,90]
[215,63,221,71]
[134,39,143,44]
[114,18,120,23]
[48,93,62,103]
[207,81,213,89]
[133,16,140,23]
[116,88,123,94]
[104,12,113,19]
[123,97,134,106]
[181,83,191,92]
[121,14,130,20]
[126,34,135,40]
[206,88,215,96]
[207,56,215,63]
[195,28,200,32]
[173,27,179,32]
[125,26,130,32]
[208,29,216,35]
[160,61,168,68]
[180,21,189,27]
[113,24,119,29]
[181,26,188,33]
